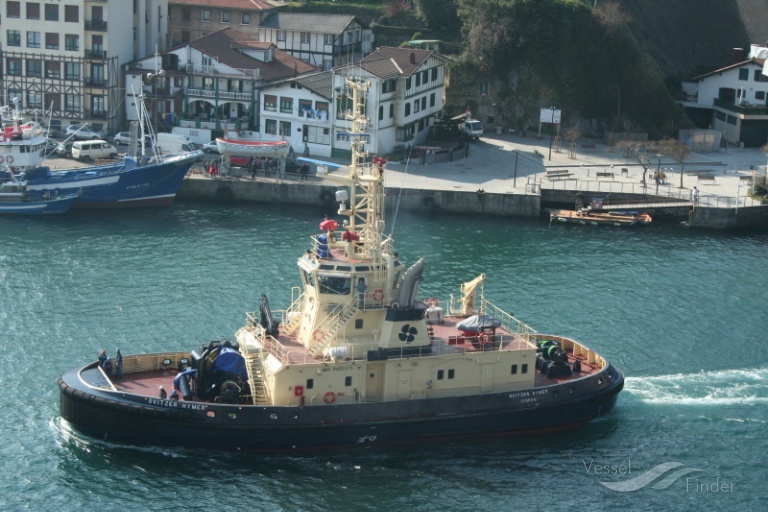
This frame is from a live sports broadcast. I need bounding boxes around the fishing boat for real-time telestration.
[550,208,652,227]
[0,99,49,174]
[0,170,78,215]
[59,78,624,452]
[216,137,291,158]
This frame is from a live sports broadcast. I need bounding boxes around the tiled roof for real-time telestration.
[189,27,316,82]
[357,46,441,79]
[692,58,766,80]
[259,12,367,33]
[170,0,273,10]
[294,71,334,100]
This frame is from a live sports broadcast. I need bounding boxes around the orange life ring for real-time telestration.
[323,391,336,404]
[312,329,324,342]
[5,155,13,164]
[426,297,439,308]
[372,289,384,301]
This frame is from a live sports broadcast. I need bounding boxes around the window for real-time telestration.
[755,70,768,83]
[26,91,42,109]
[27,31,41,48]
[405,103,411,116]
[416,73,421,87]
[324,33,334,45]
[303,126,330,145]
[221,11,230,23]
[301,32,310,44]
[422,70,428,83]
[378,105,383,121]
[315,101,329,119]
[45,61,60,79]
[65,62,80,80]
[430,93,435,107]
[46,33,59,50]
[487,115,495,124]
[279,97,293,114]
[44,4,58,21]
[414,99,420,114]
[323,59,332,71]
[431,68,437,81]
[511,364,518,375]
[241,13,250,25]
[65,34,79,51]
[7,59,22,76]
[26,59,42,78]
[263,95,277,112]
[344,376,352,386]
[437,369,444,380]
[201,9,210,22]
[276,31,286,42]
[64,94,81,113]
[382,79,396,94]
[756,91,766,101]
[181,7,191,21]
[448,369,455,379]
[65,5,79,22]
[27,2,40,19]
[389,104,394,118]
[298,99,312,117]
[7,30,22,47]
[480,81,488,95]
[421,97,426,110]
[181,31,190,43]
[265,119,277,135]
[406,77,412,89]
[738,68,749,81]
[521,364,528,374]
[279,121,291,136]
[7,2,20,18]
[306,378,314,389]
[354,319,363,329]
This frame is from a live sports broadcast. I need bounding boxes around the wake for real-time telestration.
[624,367,768,406]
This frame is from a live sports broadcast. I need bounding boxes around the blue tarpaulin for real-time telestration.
[214,347,248,380]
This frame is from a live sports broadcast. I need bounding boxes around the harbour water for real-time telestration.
[1,201,766,511]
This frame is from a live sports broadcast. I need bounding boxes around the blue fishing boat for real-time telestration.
[0,172,78,215]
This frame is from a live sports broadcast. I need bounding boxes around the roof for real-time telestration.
[258,12,368,34]
[292,71,334,100]
[188,28,316,81]
[357,46,444,79]
[169,0,273,10]
[692,58,766,80]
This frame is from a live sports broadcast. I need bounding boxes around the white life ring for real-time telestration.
[372,289,384,301]
[5,155,13,164]
[426,297,439,308]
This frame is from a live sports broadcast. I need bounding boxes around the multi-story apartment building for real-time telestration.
[125,27,315,139]
[167,0,275,48]
[333,47,449,156]
[1,0,169,135]
[257,13,373,70]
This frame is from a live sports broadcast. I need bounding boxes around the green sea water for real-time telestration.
[1,200,766,511]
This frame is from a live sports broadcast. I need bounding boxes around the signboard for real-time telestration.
[540,108,562,124]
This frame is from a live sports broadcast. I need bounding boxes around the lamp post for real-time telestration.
[548,106,556,161]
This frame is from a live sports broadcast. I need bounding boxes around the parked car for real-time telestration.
[113,131,152,146]
[55,141,74,158]
[71,140,118,161]
[66,125,105,140]
[43,128,62,138]
[202,140,220,153]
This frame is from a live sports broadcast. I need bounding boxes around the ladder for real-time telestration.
[307,300,359,358]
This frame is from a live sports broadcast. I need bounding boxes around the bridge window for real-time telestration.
[318,274,351,295]
[345,376,352,386]
[521,364,528,374]
[511,364,518,374]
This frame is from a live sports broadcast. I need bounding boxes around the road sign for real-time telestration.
[540,108,561,124]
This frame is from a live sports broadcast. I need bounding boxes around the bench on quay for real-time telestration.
[596,171,614,178]
[686,170,714,175]
[547,169,573,179]
[697,174,716,183]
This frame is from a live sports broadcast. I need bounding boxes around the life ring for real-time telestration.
[323,391,336,404]
[312,329,324,342]
[422,196,436,209]
[5,155,13,164]
[319,190,334,203]
[372,289,384,301]
[426,297,439,308]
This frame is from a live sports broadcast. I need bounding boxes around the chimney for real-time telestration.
[730,48,744,64]
[409,52,416,64]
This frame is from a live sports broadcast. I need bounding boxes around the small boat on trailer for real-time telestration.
[550,208,652,227]
[215,138,290,158]
[59,78,623,452]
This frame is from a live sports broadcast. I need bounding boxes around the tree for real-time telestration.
[414,0,460,30]
[658,138,691,188]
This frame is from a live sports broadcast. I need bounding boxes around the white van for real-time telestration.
[156,133,198,155]
[71,140,118,161]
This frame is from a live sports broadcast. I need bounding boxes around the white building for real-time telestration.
[332,46,449,156]
[257,13,373,70]
[684,44,768,147]
[0,0,168,135]
[257,72,333,157]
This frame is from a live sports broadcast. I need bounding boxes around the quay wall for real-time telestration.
[178,177,765,230]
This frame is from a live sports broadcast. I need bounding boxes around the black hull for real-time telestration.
[59,364,623,452]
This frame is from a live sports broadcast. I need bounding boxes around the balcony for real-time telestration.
[85,19,108,31]
[85,77,107,88]
[85,108,108,120]
[333,42,362,56]
[85,49,107,60]
[714,98,768,116]
[187,88,252,101]
[177,116,247,132]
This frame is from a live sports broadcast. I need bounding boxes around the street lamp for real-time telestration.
[548,106,556,161]
[146,69,165,132]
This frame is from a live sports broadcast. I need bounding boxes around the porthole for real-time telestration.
[269,413,278,420]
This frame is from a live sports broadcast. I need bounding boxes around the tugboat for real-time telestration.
[59,78,624,452]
